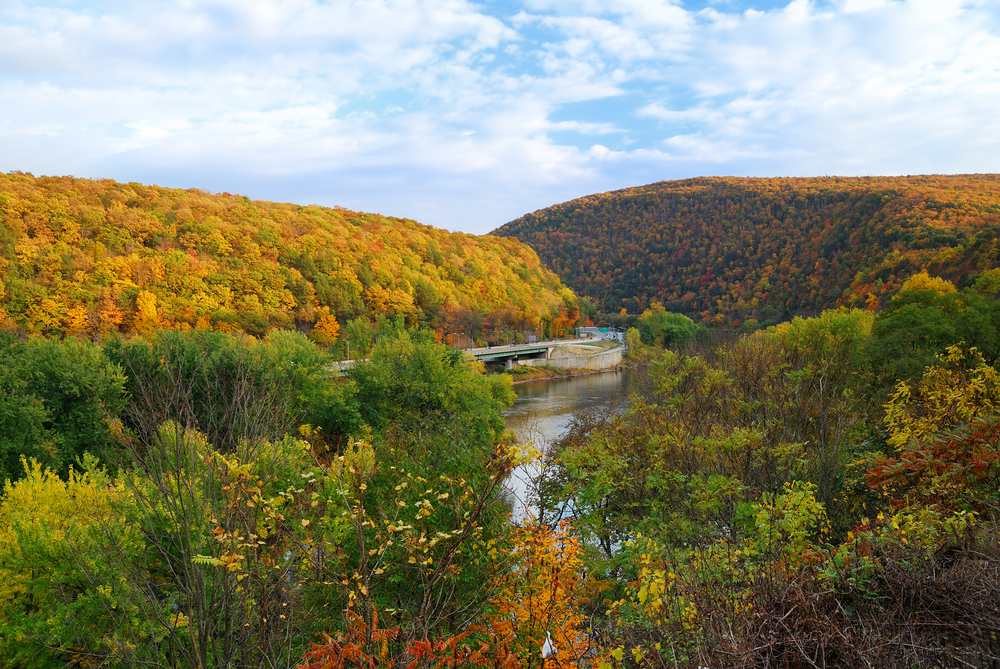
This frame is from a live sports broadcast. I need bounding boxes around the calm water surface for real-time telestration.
[502,370,629,517]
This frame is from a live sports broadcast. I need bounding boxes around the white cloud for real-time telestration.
[1,0,999,233]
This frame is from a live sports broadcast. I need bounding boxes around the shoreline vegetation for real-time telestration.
[506,360,631,384]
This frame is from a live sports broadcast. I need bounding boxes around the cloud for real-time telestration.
[1,0,999,233]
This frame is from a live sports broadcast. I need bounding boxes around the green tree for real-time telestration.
[634,306,703,348]
[324,330,519,642]
[347,329,514,448]
[0,334,126,482]
[105,328,355,453]
[549,308,873,559]
[865,273,1000,398]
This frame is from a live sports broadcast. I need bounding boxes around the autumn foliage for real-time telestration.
[0,172,571,339]
[4,189,1000,669]
[866,345,1000,512]
[300,609,402,669]
[478,520,595,669]
[495,175,1000,326]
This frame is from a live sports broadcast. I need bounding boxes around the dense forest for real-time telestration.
[494,175,1000,326]
[0,172,578,343]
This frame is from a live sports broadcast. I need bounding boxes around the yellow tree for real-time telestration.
[134,290,159,332]
[883,344,1000,450]
[311,307,341,345]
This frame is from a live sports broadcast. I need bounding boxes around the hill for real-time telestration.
[494,175,1000,325]
[0,172,575,338]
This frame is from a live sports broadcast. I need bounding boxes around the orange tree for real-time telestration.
[476,520,598,669]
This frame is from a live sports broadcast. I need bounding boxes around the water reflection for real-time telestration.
[502,371,628,518]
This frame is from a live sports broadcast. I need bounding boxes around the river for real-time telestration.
[502,370,629,518]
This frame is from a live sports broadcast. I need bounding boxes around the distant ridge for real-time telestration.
[0,173,572,337]
[493,175,1000,325]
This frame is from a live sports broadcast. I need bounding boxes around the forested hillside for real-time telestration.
[494,175,1000,325]
[0,172,575,339]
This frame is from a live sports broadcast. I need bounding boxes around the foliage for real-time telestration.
[864,274,1000,394]
[0,315,528,668]
[549,309,872,561]
[597,481,831,669]
[477,520,596,669]
[624,327,641,355]
[347,329,514,448]
[108,422,324,669]
[633,303,704,348]
[718,536,1000,669]
[299,608,402,669]
[106,328,357,452]
[312,307,342,345]
[302,611,514,669]
[0,334,126,483]
[495,175,1000,325]
[581,337,1000,668]
[866,345,1000,515]
[882,345,1000,450]
[317,430,516,643]
[0,457,146,668]
[296,332,522,651]
[0,173,571,339]
[7,198,1000,669]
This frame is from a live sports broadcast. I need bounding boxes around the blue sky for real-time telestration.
[2,0,999,234]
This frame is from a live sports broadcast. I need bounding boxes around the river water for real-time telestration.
[502,370,628,518]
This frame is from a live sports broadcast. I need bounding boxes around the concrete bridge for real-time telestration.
[465,340,575,368]
[466,338,621,370]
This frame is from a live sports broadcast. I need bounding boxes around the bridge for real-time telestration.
[465,338,612,369]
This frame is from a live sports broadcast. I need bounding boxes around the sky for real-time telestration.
[1,0,999,234]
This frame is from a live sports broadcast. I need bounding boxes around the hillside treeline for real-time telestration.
[494,175,1000,326]
[3,268,1000,668]
[0,172,577,343]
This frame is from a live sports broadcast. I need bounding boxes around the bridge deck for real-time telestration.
[465,338,599,360]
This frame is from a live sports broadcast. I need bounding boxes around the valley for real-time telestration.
[2,173,1000,669]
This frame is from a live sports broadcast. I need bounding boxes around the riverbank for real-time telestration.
[506,360,634,385]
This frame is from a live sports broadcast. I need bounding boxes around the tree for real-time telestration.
[0,457,147,668]
[634,306,702,348]
[134,290,159,332]
[865,272,1000,397]
[866,345,1000,513]
[0,334,126,482]
[105,423,326,669]
[347,330,514,448]
[315,434,517,644]
[550,308,873,560]
[105,329,337,453]
[477,521,595,669]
